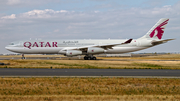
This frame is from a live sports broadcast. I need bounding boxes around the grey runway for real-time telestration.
[0,68,180,77]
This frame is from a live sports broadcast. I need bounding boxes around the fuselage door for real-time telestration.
[20,41,23,47]
[136,40,141,46]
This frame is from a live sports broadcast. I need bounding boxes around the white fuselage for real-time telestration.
[5,39,153,54]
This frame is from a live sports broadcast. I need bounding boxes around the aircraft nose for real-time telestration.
[5,46,11,50]
[5,45,14,51]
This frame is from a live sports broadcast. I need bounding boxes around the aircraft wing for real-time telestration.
[62,39,133,51]
[151,39,175,45]
[94,38,132,50]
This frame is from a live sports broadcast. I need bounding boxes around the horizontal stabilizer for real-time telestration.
[151,39,175,45]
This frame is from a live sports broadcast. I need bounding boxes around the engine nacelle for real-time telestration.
[87,47,105,54]
[66,50,82,56]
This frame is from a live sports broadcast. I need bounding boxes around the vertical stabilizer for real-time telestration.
[140,18,169,40]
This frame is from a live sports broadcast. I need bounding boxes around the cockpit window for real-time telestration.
[10,43,14,45]
[9,41,21,46]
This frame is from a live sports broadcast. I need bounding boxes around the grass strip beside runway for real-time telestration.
[1,59,180,69]
[0,77,180,100]
[1,54,180,69]
[0,95,180,101]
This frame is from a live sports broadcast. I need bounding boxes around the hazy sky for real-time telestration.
[0,0,180,54]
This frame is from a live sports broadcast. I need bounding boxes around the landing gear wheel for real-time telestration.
[22,54,25,59]
[84,57,87,60]
[84,55,97,60]
[88,57,91,60]
[92,57,96,60]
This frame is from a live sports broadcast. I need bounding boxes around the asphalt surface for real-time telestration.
[0,68,180,77]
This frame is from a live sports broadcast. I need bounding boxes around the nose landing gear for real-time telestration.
[21,54,25,59]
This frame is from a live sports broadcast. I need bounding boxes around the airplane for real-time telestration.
[5,18,174,60]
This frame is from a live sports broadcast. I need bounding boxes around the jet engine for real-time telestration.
[87,47,105,54]
[65,50,82,56]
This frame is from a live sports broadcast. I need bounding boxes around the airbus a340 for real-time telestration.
[5,18,174,60]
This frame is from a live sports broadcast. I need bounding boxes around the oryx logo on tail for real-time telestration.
[149,19,169,40]
[140,18,169,40]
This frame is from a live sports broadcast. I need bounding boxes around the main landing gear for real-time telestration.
[84,55,96,60]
